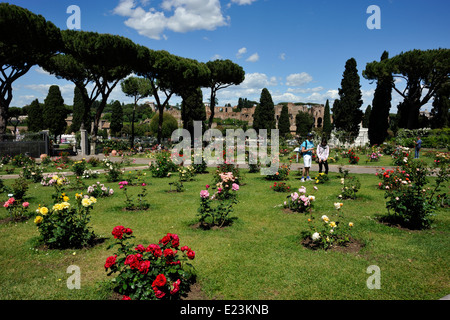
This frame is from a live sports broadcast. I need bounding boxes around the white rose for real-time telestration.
[312,232,321,241]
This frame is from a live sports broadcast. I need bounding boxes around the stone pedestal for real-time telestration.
[80,129,89,156]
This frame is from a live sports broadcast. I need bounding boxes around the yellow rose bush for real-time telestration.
[33,195,98,249]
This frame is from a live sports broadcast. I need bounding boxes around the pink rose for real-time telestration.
[22,202,29,208]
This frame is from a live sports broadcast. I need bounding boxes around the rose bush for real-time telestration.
[105,227,196,300]
[33,194,97,249]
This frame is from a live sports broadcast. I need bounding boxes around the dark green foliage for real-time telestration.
[430,81,450,129]
[121,76,152,148]
[295,111,314,138]
[26,99,44,132]
[362,105,371,129]
[253,88,276,133]
[181,87,206,138]
[110,100,123,136]
[70,86,90,133]
[322,99,332,139]
[205,59,245,128]
[364,49,450,129]
[332,58,363,142]
[149,113,178,140]
[368,51,392,145]
[43,85,68,141]
[278,104,291,138]
[0,3,62,135]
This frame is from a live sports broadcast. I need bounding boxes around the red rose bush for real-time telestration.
[105,226,196,300]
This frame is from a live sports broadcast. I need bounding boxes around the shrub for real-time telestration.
[283,186,315,213]
[347,150,359,164]
[87,182,114,198]
[21,163,44,183]
[391,146,412,166]
[33,194,97,249]
[10,177,29,201]
[197,183,239,228]
[338,176,361,200]
[314,173,329,184]
[105,228,196,300]
[303,202,354,250]
[72,159,87,177]
[270,181,291,192]
[383,160,450,229]
[3,197,30,222]
[264,164,290,181]
[150,151,178,178]
[119,181,149,211]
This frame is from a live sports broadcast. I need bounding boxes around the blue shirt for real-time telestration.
[302,140,315,156]
[416,139,422,149]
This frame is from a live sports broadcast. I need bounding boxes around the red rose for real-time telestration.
[152,274,167,288]
[146,244,162,258]
[187,249,195,260]
[104,255,117,269]
[180,246,189,252]
[138,260,151,274]
[159,235,171,246]
[170,279,181,295]
[124,254,141,269]
[112,226,125,239]
[163,248,177,259]
[153,288,166,299]
[135,244,146,252]
[122,295,132,300]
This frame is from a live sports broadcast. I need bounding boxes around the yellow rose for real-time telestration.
[81,198,91,207]
[39,207,49,215]
[349,222,354,227]
[330,221,336,228]
[34,216,43,224]
[75,193,82,199]
[63,196,69,202]
[89,197,97,204]
[57,178,63,186]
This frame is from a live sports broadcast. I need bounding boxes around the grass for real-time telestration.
[0,164,449,300]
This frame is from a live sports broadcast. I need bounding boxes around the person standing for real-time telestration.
[317,137,329,175]
[301,133,315,182]
[414,136,422,159]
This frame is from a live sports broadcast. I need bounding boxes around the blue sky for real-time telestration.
[7,0,450,113]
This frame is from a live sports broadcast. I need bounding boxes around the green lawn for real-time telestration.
[0,165,448,300]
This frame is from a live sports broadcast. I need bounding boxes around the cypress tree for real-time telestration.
[430,81,450,129]
[253,88,275,134]
[110,100,123,136]
[332,58,363,142]
[278,104,291,138]
[369,51,392,145]
[43,85,67,141]
[363,105,371,128]
[323,99,332,138]
[70,86,89,133]
[295,111,314,138]
[27,99,43,132]
[181,87,206,138]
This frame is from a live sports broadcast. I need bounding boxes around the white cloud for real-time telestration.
[210,54,222,60]
[230,0,258,5]
[34,66,51,76]
[279,53,286,60]
[113,0,229,40]
[246,53,259,63]
[236,47,247,58]
[285,72,313,87]
[287,86,324,94]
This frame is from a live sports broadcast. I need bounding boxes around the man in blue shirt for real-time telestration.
[414,136,422,159]
[301,133,315,182]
